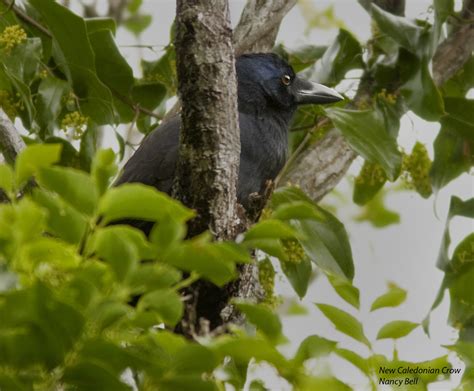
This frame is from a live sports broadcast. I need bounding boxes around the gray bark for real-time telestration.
[233,0,297,55]
[0,108,25,165]
[173,0,240,239]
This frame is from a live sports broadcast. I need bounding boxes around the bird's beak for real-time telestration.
[292,77,344,105]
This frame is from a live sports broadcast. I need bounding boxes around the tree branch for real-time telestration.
[233,0,297,55]
[173,0,240,239]
[0,108,25,165]
[433,0,474,86]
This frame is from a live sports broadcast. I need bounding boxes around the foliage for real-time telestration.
[0,0,473,389]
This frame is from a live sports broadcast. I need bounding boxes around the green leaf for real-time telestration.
[163,238,237,286]
[275,43,327,73]
[354,188,400,228]
[0,164,13,195]
[91,149,117,196]
[447,263,474,326]
[32,188,87,244]
[370,4,427,53]
[2,68,36,127]
[15,144,62,186]
[128,263,181,295]
[29,0,115,124]
[335,348,370,376]
[212,336,287,370]
[90,226,153,280]
[326,108,402,180]
[312,29,363,86]
[142,46,177,94]
[137,288,183,327]
[123,14,152,36]
[62,362,130,391]
[150,216,186,254]
[280,257,312,299]
[99,183,194,224]
[376,320,419,340]
[370,283,407,311]
[2,38,42,85]
[88,29,134,96]
[353,160,386,206]
[327,275,360,309]
[0,282,84,369]
[85,17,117,35]
[234,301,283,343]
[430,117,473,191]
[398,50,445,121]
[293,335,337,366]
[436,196,474,270]
[37,166,98,216]
[315,303,370,346]
[36,76,71,135]
[174,344,219,373]
[271,187,355,280]
[245,219,302,240]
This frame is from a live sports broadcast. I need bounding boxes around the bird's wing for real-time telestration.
[115,116,181,195]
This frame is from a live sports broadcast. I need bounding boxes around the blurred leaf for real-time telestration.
[150,216,186,255]
[163,238,237,286]
[15,144,62,186]
[91,149,117,196]
[298,375,351,391]
[376,320,419,340]
[212,336,287,369]
[355,189,400,228]
[37,166,98,216]
[138,288,183,327]
[99,183,194,224]
[275,43,327,72]
[0,282,84,369]
[62,362,131,391]
[335,348,370,376]
[293,335,337,366]
[327,275,360,309]
[124,14,152,36]
[316,303,370,346]
[326,108,402,180]
[371,283,407,311]
[245,219,302,240]
[448,263,474,326]
[32,188,87,244]
[234,301,283,343]
[90,225,153,280]
[0,164,13,194]
[128,263,181,295]
[313,29,363,86]
[142,46,177,94]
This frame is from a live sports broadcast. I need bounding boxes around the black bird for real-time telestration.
[116,53,342,219]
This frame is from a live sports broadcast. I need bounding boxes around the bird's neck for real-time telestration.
[239,100,296,128]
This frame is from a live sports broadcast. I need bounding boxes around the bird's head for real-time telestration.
[236,53,343,114]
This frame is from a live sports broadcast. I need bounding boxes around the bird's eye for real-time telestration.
[281,74,291,86]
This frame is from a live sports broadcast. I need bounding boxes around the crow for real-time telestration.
[116,53,342,226]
